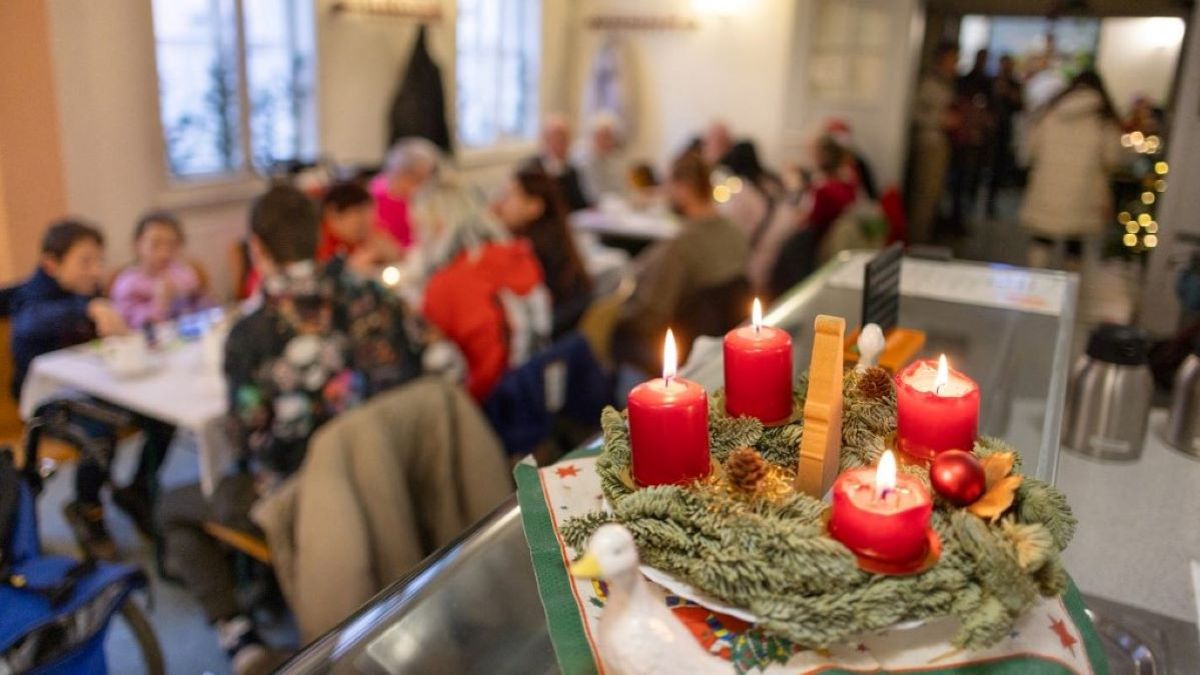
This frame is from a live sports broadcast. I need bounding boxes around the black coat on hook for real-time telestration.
[388,25,452,155]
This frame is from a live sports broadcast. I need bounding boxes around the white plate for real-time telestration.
[640,564,926,632]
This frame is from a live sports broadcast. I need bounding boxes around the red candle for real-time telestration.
[724,298,794,424]
[895,355,980,461]
[628,330,711,486]
[829,450,933,563]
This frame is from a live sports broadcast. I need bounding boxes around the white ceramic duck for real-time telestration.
[570,524,730,675]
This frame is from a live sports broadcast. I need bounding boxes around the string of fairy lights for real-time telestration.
[1118,130,1168,251]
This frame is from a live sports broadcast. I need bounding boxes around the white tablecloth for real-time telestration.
[20,340,234,496]
[570,208,680,242]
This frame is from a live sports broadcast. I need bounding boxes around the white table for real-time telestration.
[570,208,680,242]
[20,340,234,496]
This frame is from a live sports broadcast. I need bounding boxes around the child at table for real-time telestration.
[317,182,403,275]
[8,219,175,560]
[110,211,212,328]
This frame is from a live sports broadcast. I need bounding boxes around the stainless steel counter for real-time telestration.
[281,252,1079,674]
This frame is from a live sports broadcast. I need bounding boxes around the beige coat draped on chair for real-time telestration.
[252,377,512,640]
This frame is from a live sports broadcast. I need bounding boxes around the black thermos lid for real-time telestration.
[1086,323,1150,366]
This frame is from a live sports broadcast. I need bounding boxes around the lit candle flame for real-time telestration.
[934,354,949,396]
[663,329,678,384]
[752,298,763,333]
[875,449,897,500]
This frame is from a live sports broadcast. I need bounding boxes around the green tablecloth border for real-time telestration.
[515,444,1108,675]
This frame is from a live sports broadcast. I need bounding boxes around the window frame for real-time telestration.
[452,0,543,166]
[150,0,314,202]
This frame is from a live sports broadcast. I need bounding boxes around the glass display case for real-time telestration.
[280,252,1079,674]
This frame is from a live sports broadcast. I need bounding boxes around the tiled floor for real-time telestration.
[36,435,295,674]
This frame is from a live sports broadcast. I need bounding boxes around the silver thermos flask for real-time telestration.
[1166,344,1200,457]
[1063,324,1153,460]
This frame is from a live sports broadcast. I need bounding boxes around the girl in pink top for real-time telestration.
[110,211,212,328]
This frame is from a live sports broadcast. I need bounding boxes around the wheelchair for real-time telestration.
[0,399,164,674]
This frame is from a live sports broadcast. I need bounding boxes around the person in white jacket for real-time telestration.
[1019,70,1124,269]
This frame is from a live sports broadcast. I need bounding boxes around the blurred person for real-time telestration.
[530,114,590,212]
[986,54,1024,215]
[1023,52,1067,113]
[627,161,662,211]
[111,211,212,328]
[1122,95,1162,136]
[158,186,428,675]
[719,140,783,247]
[576,112,626,202]
[1019,70,1123,270]
[493,162,593,336]
[907,41,960,243]
[752,137,859,297]
[615,151,749,372]
[796,136,860,249]
[317,181,404,274]
[947,48,995,234]
[701,120,734,169]
[958,48,992,100]
[825,119,878,200]
[422,180,550,401]
[10,220,175,560]
[371,137,441,249]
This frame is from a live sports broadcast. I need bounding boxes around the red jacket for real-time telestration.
[422,241,545,400]
[316,220,359,263]
[808,179,858,236]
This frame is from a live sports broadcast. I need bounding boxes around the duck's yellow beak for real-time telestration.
[569,552,602,579]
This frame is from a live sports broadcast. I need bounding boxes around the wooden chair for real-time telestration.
[576,276,636,371]
[202,521,271,565]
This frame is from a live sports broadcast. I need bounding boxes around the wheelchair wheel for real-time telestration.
[113,598,165,675]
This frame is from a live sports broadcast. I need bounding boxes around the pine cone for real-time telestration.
[856,366,893,400]
[726,447,768,494]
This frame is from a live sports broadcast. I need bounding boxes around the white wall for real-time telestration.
[315,0,428,166]
[46,0,253,301]
[317,0,576,169]
[1096,17,1186,114]
[569,0,798,171]
[781,0,922,188]
[1140,10,1200,334]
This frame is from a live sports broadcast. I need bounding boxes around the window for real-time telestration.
[807,0,890,103]
[455,0,541,149]
[152,0,317,181]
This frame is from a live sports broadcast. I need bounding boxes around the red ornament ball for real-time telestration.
[930,450,986,506]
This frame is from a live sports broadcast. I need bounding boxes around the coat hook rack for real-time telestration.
[585,14,699,32]
[330,0,443,22]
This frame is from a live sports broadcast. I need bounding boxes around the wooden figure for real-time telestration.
[796,314,845,498]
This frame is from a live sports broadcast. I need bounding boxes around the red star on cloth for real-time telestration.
[1049,616,1078,657]
[555,465,580,479]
